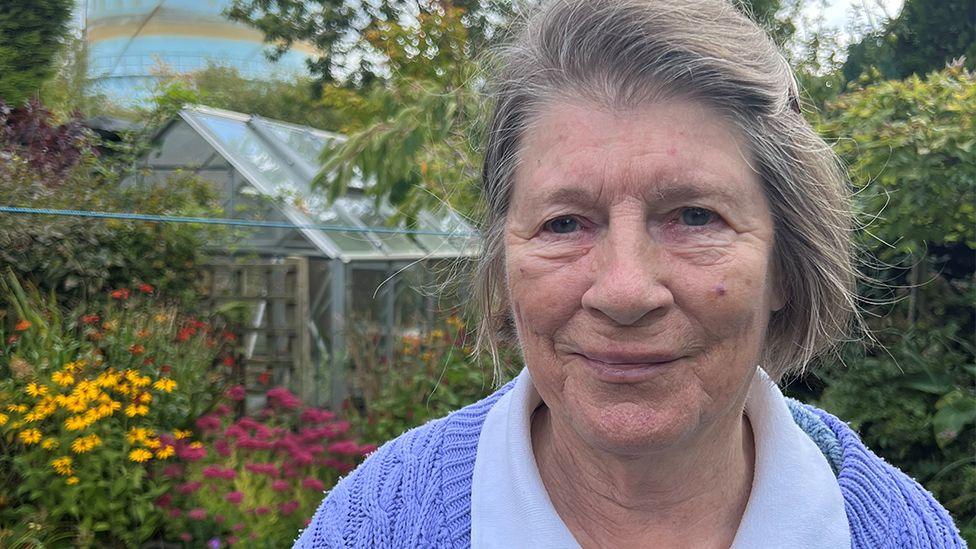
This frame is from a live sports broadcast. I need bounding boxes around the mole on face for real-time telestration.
[714,283,727,297]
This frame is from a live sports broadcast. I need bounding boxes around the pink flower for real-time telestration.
[196,414,222,432]
[279,500,300,515]
[232,523,245,532]
[244,462,278,476]
[156,493,173,508]
[188,508,207,520]
[169,508,182,518]
[224,425,246,439]
[359,443,378,456]
[226,385,246,401]
[254,506,271,516]
[225,491,243,505]
[215,438,231,457]
[300,408,335,423]
[213,403,232,416]
[176,442,207,461]
[176,481,202,494]
[266,387,301,410]
[301,477,325,491]
[271,479,290,492]
[227,536,238,545]
[236,436,273,450]
[180,532,192,542]
[323,421,351,438]
[327,440,360,456]
[202,465,236,480]
[290,450,315,465]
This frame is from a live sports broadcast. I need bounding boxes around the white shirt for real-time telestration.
[471,368,850,548]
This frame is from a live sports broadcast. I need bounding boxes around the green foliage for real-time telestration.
[0,0,74,106]
[0,101,227,309]
[806,64,976,542]
[0,273,226,547]
[225,0,513,87]
[842,0,976,83]
[347,315,517,444]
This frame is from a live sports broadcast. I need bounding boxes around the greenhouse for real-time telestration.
[140,105,478,407]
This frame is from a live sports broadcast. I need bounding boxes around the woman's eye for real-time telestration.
[680,208,715,227]
[543,216,582,234]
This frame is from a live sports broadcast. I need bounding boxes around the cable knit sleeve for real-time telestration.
[293,418,453,548]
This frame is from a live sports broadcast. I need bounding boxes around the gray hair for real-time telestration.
[473,0,860,382]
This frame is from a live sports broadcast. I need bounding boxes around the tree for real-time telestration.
[225,0,513,88]
[0,0,74,106]
[810,63,976,542]
[843,0,976,83]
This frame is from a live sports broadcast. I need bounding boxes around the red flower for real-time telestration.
[156,493,173,508]
[138,283,154,294]
[110,288,130,300]
[226,385,246,401]
[301,477,325,491]
[279,500,300,515]
[176,327,196,342]
[81,314,100,325]
[196,415,222,432]
[271,479,290,492]
[221,355,235,367]
[14,319,31,331]
[180,533,192,542]
[257,372,271,385]
[225,491,243,505]
[253,506,270,516]
[142,357,155,366]
[222,331,237,342]
[161,364,172,374]
[128,344,145,356]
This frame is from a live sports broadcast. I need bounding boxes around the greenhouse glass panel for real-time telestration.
[150,120,218,167]
[301,194,383,255]
[334,196,427,256]
[251,118,330,171]
[189,111,300,193]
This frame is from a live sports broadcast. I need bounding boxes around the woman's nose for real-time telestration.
[580,224,674,326]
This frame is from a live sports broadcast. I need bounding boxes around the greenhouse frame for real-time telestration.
[140,105,478,407]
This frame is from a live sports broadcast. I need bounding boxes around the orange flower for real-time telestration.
[81,314,100,325]
[128,344,145,356]
[110,288,130,300]
[138,283,154,294]
[136,330,151,339]
[14,319,31,331]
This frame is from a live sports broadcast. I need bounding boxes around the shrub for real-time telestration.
[0,272,226,546]
[347,314,518,445]
[157,386,372,546]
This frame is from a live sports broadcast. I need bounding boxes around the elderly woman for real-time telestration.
[297,0,963,547]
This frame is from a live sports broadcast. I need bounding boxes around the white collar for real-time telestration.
[471,368,850,549]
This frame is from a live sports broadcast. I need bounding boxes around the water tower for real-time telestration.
[84,0,315,104]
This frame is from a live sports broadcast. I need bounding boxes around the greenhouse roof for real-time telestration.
[159,105,477,262]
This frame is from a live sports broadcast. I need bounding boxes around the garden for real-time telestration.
[1,0,974,546]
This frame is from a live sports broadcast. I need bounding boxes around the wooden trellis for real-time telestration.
[201,256,313,405]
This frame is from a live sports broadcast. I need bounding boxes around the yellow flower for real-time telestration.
[0,413,8,426]
[95,371,121,389]
[155,445,175,459]
[189,442,203,450]
[18,429,42,445]
[124,403,150,417]
[173,429,191,440]
[144,437,162,449]
[138,392,153,404]
[64,415,89,431]
[71,434,102,454]
[126,427,154,444]
[66,476,79,485]
[63,360,86,373]
[25,382,48,397]
[152,378,177,393]
[6,404,28,413]
[42,438,59,450]
[51,456,73,475]
[128,448,152,463]
[51,371,75,387]
[133,375,151,388]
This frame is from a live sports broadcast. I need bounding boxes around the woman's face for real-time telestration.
[505,99,782,456]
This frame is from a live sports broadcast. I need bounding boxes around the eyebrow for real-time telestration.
[534,177,748,208]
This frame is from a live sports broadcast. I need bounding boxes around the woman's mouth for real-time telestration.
[573,352,683,383]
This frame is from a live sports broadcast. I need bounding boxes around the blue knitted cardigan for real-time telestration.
[296,381,964,548]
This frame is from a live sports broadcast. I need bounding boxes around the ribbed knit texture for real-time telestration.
[295,383,964,548]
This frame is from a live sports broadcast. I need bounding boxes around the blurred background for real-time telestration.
[0,0,973,546]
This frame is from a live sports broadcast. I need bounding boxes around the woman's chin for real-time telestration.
[568,401,702,458]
